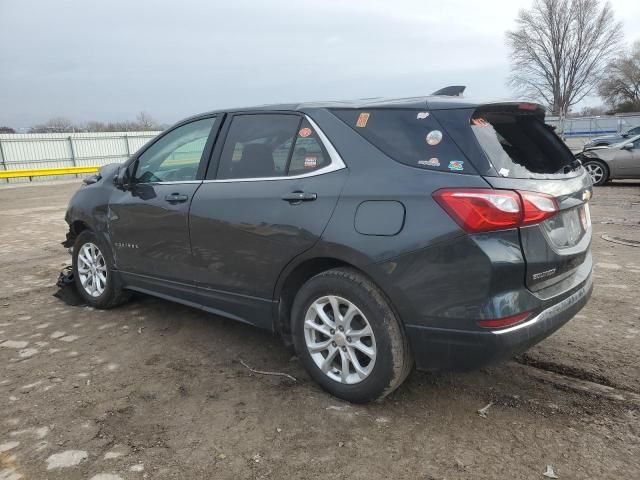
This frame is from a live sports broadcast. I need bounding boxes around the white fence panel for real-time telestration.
[0,131,160,183]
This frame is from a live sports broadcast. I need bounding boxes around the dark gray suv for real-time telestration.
[64,96,593,402]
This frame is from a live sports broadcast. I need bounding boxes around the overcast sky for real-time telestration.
[1,0,639,128]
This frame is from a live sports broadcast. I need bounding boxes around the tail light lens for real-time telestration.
[433,188,558,233]
[519,191,558,225]
[477,312,531,329]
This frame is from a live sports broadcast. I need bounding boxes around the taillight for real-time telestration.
[477,312,531,329]
[519,191,558,225]
[518,102,539,111]
[433,188,558,233]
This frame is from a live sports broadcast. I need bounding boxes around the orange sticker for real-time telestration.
[298,127,312,137]
[356,112,370,128]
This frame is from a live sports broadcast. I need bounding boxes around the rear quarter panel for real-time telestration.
[300,108,505,326]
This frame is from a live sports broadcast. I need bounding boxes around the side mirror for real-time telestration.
[113,162,135,189]
[622,143,634,150]
[113,167,125,188]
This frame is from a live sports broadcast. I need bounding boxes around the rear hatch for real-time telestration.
[432,103,593,292]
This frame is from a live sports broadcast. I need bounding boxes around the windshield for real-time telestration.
[611,134,640,148]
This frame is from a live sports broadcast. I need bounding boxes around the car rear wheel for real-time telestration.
[583,160,609,186]
[291,268,413,403]
[72,230,130,309]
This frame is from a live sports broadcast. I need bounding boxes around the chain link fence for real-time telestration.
[546,113,640,151]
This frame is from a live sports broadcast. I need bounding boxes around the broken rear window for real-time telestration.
[470,108,576,179]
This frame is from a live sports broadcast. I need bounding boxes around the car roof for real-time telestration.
[184,95,537,122]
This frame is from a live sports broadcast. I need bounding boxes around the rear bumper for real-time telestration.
[405,273,593,371]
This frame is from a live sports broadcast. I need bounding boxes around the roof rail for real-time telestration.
[431,86,466,97]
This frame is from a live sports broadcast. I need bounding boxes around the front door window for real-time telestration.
[134,117,216,183]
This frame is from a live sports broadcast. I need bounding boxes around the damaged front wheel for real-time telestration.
[72,230,130,309]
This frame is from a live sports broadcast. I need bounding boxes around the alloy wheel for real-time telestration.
[77,242,108,297]
[585,163,604,184]
[303,295,376,384]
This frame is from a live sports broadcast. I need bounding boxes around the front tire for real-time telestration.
[583,160,609,186]
[72,230,129,309]
[291,268,413,403]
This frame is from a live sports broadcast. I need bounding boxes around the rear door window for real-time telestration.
[331,108,469,173]
[470,108,575,178]
[215,114,301,180]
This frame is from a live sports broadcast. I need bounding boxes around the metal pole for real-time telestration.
[68,136,78,178]
[0,138,8,184]
[124,134,130,158]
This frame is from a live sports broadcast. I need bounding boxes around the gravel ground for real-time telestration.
[0,179,638,480]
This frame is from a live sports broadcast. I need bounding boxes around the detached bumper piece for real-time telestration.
[53,265,86,306]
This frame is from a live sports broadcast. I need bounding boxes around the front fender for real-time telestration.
[63,178,115,252]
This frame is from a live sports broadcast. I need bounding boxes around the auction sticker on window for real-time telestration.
[448,160,464,171]
[304,155,318,168]
[426,130,443,145]
[418,158,440,167]
[356,112,370,128]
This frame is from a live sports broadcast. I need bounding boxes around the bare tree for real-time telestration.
[0,126,16,134]
[27,114,165,133]
[29,117,75,133]
[573,104,609,117]
[506,0,623,115]
[598,41,640,112]
[136,111,159,131]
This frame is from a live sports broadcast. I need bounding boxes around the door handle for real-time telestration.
[281,191,317,203]
[164,193,189,203]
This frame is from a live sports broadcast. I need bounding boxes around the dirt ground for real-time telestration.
[0,179,638,480]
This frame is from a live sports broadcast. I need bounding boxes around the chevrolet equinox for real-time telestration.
[64,94,593,402]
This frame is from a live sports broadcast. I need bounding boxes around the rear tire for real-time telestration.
[72,230,130,309]
[291,268,413,403]
[583,160,609,186]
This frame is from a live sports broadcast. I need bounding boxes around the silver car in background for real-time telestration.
[583,126,640,148]
[578,134,640,185]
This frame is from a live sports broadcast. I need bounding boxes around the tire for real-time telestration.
[72,230,130,309]
[291,268,413,403]
[583,160,609,186]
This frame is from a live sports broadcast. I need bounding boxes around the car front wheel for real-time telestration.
[72,230,129,308]
[583,160,609,186]
[291,268,413,403]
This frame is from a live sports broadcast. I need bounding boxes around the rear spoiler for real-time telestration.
[431,85,466,97]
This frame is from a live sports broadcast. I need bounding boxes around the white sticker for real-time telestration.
[417,112,430,119]
[426,130,443,146]
[499,168,510,177]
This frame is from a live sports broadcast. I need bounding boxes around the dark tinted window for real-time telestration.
[215,114,301,179]
[470,109,574,178]
[134,117,215,183]
[288,119,330,176]
[331,109,467,172]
